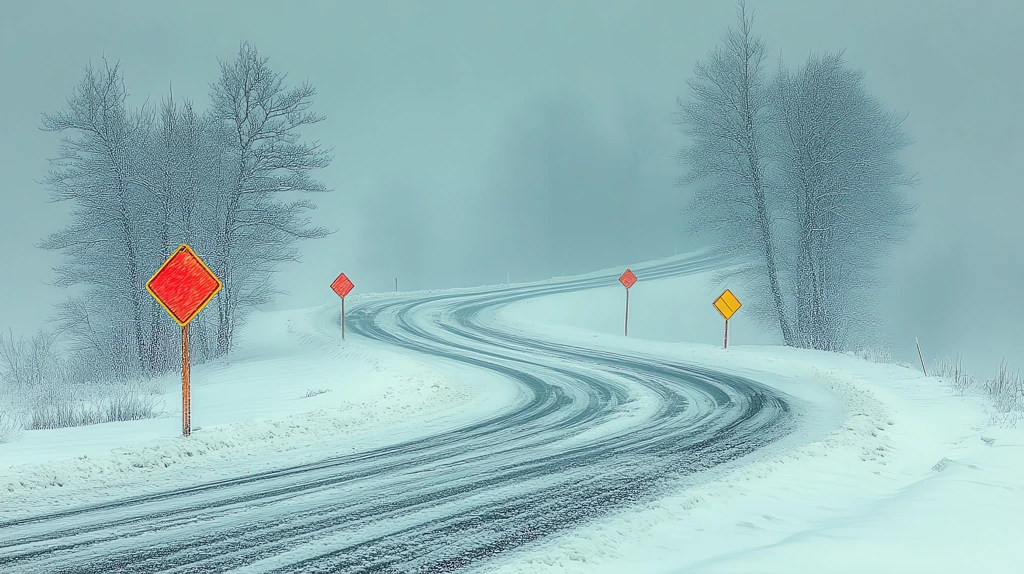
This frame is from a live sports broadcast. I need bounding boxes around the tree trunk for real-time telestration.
[753,193,795,346]
[798,199,822,349]
[796,236,812,347]
[115,179,147,375]
[215,151,247,357]
[745,119,794,346]
[738,14,795,347]
[149,200,173,373]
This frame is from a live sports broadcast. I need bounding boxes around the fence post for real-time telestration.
[916,337,928,376]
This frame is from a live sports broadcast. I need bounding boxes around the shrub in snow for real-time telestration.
[932,353,1023,415]
[1,328,162,430]
[854,346,896,365]
[932,352,976,396]
[986,360,1023,414]
[29,396,103,430]
[102,385,159,422]
[303,388,331,398]
[851,345,915,369]
[0,403,23,443]
[27,381,160,430]
[0,329,61,393]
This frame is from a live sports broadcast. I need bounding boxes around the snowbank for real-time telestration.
[497,265,776,348]
[0,304,516,517]
[476,271,1022,574]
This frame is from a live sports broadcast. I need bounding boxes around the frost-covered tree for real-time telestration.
[135,91,182,373]
[39,45,334,383]
[172,99,223,361]
[39,61,154,376]
[675,1,795,345]
[122,90,217,370]
[769,52,916,350]
[208,43,333,354]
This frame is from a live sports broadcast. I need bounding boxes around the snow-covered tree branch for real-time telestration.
[675,0,795,344]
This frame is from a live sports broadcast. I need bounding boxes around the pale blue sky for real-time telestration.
[1,0,1021,372]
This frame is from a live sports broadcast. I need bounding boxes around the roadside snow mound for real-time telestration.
[473,271,1015,574]
[0,303,499,517]
[0,378,462,497]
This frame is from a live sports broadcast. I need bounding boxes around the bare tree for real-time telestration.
[175,99,221,361]
[124,88,224,370]
[39,61,154,374]
[31,45,335,402]
[208,43,333,354]
[770,52,917,350]
[675,1,795,344]
[135,89,180,372]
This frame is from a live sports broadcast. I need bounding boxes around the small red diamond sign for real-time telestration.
[331,273,354,298]
[147,245,222,326]
[619,269,637,289]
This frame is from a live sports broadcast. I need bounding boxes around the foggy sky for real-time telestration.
[1,1,1022,374]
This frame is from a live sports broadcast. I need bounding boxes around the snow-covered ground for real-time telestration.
[479,271,1024,574]
[2,258,1021,574]
[0,300,519,518]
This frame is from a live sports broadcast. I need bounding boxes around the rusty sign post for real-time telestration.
[331,272,355,340]
[146,245,222,438]
[713,289,742,349]
[619,269,638,337]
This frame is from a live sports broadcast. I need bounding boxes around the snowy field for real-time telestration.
[480,271,1024,574]
[1,260,1021,574]
[0,300,520,518]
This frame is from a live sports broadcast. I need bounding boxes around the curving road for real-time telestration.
[0,254,796,573]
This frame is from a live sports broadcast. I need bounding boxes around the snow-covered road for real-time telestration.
[0,254,806,573]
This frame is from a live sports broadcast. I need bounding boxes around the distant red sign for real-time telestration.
[331,273,355,298]
[619,269,637,289]
[147,245,222,326]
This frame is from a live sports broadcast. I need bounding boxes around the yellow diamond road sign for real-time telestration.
[713,289,742,320]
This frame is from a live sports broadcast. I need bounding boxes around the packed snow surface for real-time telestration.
[474,267,1024,574]
[1,253,1020,574]
[0,303,518,517]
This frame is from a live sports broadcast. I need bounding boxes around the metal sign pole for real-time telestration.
[624,288,630,337]
[724,319,729,349]
[182,323,191,437]
[342,297,346,341]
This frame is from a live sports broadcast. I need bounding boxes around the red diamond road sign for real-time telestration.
[147,245,222,326]
[331,273,354,298]
[619,269,637,289]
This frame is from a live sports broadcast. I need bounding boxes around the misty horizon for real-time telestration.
[2,0,1022,374]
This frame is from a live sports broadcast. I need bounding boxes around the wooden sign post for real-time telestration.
[713,289,742,349]
[331,272,355,340]
[619,269,638,337]
[146,244,222,437]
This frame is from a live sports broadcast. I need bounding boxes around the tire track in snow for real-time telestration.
[0,254,796,573]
